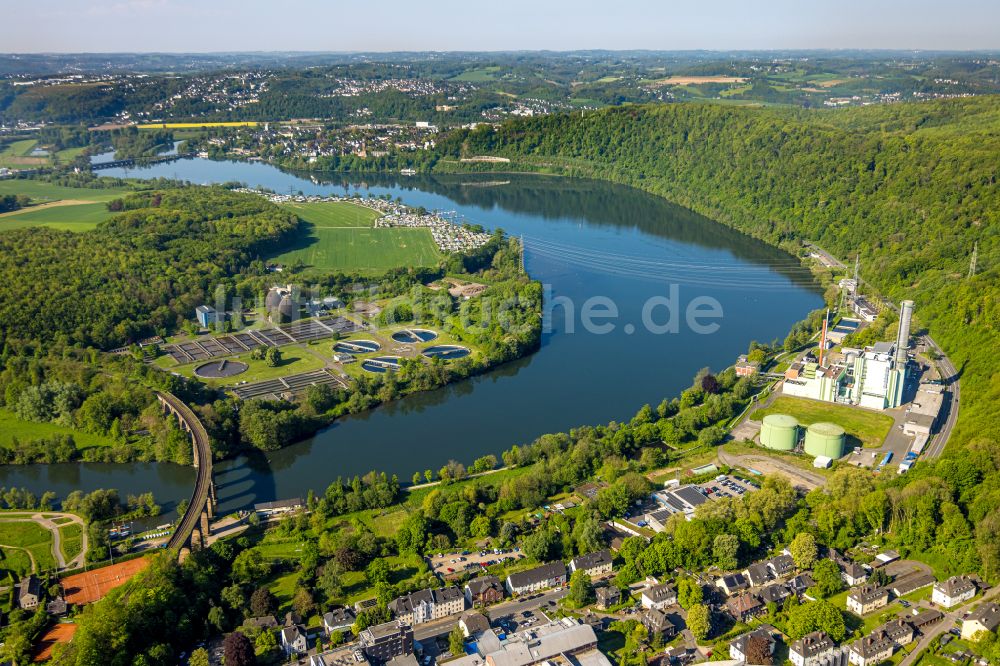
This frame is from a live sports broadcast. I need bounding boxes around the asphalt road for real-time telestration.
[922,333,960,459]
[412,587,569,641]
[805,243,960,459]
[898,586,1000,666]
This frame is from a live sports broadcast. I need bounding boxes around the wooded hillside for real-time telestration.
[437,97,1000,452]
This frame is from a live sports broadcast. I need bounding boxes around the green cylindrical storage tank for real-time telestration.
[804,422,846,458]
[760,414,799,451]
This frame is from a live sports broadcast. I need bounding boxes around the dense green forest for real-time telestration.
[435,96,999,453]
[0,187,299,348]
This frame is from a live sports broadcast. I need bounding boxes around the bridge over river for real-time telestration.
[155,391,217,558]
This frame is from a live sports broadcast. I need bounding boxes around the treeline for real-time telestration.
[435,97,1000,454]
[110,126,173,160]
[0,186,299,349]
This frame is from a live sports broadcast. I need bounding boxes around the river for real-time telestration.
[0,157,824,515]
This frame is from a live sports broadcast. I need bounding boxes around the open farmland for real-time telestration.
[0,201,113,232]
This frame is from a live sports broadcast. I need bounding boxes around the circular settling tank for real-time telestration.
[804,422,847,458]
[391,329,438,344]
[194,359,249,378]
[421,345,471,360]
[760,413,800,451]
[362,356,403,373]
[334,340,381,354]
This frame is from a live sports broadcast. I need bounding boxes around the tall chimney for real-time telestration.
[895,300,914,363]
[819,309,829,367]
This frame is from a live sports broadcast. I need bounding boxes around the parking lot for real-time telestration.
[698,474,759,499]
[428,547,524,576]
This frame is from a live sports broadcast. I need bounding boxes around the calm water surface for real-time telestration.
[0,159,823,514]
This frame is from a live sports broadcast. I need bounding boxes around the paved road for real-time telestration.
[922,334,960,459]
[158,391,214,552]
[899,587,1000,666]
[803,243,960,458]
[0,511,88,571]
[412,587,569,641]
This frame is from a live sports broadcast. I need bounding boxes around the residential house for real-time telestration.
[730,627,777,664]
[359,621,414,665]
[569,550,614,577]
[744,563,772,588]
[727,592,765,622]
[596,586,621,610]
[848,633,894,666]
[789,573,816,595]
[281,625,309,656]
[891,572,936,598]
[933,576,977,609]
[641,583,677,610]
[641,607,679,641]
[759,583,793,605]
[460,611,492,638]
[962,603,1000,640]
[505,562,567,596]
[716,573,749,596]
[790,631,835,666]
[390,586,465,625]
[465,576,505,607]
[17,575,40,610]
[247,615,279,630]
[846,585,889,615]
[873,619,914,646]
[768,554,796,578]
[324,607,357,635]
[842,562,868,588]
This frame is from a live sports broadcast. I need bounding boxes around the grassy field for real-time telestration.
[0,180,125,203]
[138,121,258,129]
[0,202,113,232]
[158,346,327,386]
[58,523,84,563]
[0,546,34,577]
[0,408,111,451]
[0,520,56,572]
[0,139,46,168]
[279,200,381,228]
[751,395,894,448]
[269,226,442,274]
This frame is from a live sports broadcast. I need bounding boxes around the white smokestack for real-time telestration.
[896,300,914,363]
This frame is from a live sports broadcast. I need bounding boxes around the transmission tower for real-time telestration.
[969,242,978,278]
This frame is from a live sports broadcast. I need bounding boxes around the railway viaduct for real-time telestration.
[155,391,217,558]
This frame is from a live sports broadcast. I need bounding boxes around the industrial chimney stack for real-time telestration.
[895,300,914,363]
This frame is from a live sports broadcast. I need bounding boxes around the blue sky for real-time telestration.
[7,0,1000,52]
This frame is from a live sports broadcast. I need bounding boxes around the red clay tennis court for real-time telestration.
[61,557,150,605]
[33,623,77,662]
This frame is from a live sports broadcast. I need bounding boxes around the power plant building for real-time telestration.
[782,301,914,411]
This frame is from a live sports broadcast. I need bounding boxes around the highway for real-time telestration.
[157,391,214,551]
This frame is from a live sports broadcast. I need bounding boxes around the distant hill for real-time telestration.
[437,96,1000,452]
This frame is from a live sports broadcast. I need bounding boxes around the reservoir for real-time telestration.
[0,158,824,514]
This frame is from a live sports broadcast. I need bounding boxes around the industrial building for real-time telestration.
[760,414,800,451]
[804,422,847,459]
[783,301,914,411]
